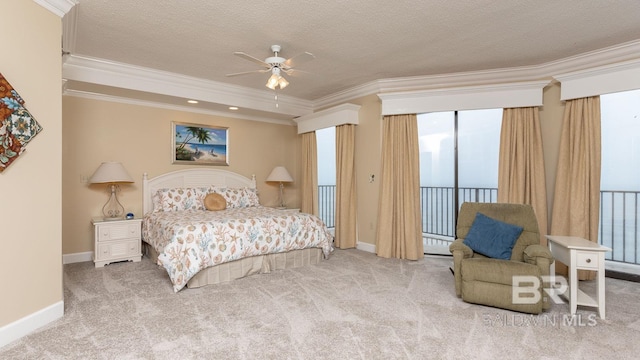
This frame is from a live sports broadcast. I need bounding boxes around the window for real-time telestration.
[418,109,502,254]
[600,89,640,270]
[317,127,336,228]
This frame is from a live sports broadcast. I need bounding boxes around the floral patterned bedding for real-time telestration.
[142,206,334,292]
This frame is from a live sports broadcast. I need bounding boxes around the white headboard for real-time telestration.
[143,168,257,215]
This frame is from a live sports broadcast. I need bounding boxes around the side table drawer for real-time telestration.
[96,239,140,261]
[97,223,141,241]
[576,251,599,269]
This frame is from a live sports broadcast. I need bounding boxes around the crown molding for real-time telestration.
[554,57,640,100]
[63,89,296,126]
[314,39,640,108]
[61,38,640,118]
[294,103,361,134]
[61,3,77,54]
[62,55,314,119]
[33,0,77,17]
[378,80,550,115]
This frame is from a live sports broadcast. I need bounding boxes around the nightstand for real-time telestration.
[92,217,142,267]
[273,207,300,213]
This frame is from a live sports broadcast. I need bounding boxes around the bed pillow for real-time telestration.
[209,186,259,208]
[153,187,208,212]
[204,193,226,211]
[462,212,523,260]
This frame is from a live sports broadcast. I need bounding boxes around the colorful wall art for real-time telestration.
[0,72,43,172]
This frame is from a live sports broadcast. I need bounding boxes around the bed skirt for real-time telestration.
[143,242,323,288]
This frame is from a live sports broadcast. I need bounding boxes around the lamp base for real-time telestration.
[278,182,286,208]
[102,184,126,221]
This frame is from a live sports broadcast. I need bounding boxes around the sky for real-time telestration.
[316,127,336,185]
[601,89,640,191]
[174,124,227,145]
[418,109,502,188]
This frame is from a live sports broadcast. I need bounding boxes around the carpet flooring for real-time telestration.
[2,249,640,359]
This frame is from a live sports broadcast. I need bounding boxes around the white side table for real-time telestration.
[92,217,143,268]
[546,235,611,319]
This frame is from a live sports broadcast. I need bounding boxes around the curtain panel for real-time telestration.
[375,114,424,260]
[550,96,601,279]
[497,107,549,245]
[335,124,358,249]
[300,131,319,216]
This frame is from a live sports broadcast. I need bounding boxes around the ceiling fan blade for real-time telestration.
[225,69,270,77]
[282,68,314,77]
[233,52,271,68]
[283,52,315,69]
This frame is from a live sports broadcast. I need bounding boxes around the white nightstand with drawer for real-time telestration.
[271,207,300,214]
[546,235,611,319]
[92,217,142,268]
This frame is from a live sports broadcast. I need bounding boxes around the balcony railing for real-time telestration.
[317,184,640,267]
[600,190,640,265]
[420,186,498,241]
[318,185,336,228]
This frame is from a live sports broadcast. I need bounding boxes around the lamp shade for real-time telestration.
[89,162,134,184]
[266,166,293,183]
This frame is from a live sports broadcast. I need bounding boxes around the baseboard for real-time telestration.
[356,241,376,253]
[605,260,640,276]
[63,251,92,264]
[0,301,64,349]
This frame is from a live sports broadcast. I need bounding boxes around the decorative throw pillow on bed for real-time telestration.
[462,212,523,260]
[204,193,227,211]
[153,187,208,212]
[209,186,259,208]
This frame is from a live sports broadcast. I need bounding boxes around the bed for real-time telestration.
[142,168,334,292]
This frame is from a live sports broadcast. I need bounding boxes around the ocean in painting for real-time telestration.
[185,143,227,156]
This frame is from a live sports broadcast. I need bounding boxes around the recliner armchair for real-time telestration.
[449,202,554,314]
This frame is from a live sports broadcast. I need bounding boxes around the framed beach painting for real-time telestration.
[172,122,229,166]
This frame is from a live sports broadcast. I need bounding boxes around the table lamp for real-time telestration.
[266,166,293,209]
[89,162,134,221]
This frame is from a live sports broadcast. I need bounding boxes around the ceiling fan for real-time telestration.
[226,45,315,90]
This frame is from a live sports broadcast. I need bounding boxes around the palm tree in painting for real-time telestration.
[175,126,212,160]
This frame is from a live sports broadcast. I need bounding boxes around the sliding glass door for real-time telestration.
[600,89,640,273]
[418,109,501,254]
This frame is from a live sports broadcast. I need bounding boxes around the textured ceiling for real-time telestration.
[63,0,640,117]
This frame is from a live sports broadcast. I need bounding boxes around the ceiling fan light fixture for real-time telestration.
[278,76,289,89]
[265,66,288,90]
[266,73,280,89]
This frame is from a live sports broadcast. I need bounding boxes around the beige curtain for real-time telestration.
[498,107,548,245]
[335,124,358,249]
[375,114,424,260]
[300,131,319,216]
[550,96,601,280]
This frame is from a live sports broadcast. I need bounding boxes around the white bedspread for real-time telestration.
[143,206,333,291]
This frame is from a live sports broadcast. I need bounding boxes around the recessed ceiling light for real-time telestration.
[187,100,198,104]
[229,106,239,110]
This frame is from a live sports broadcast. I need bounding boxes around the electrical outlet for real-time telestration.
[80,175,89,184]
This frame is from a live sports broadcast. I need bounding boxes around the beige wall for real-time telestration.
[62,97,299,254]
[539,82,565,232]
[352,95,383,246]
[0,2,62,327]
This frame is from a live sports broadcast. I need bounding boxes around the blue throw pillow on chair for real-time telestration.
[463,212,524,260]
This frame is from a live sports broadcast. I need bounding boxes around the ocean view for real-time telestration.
[185,143,227,156]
